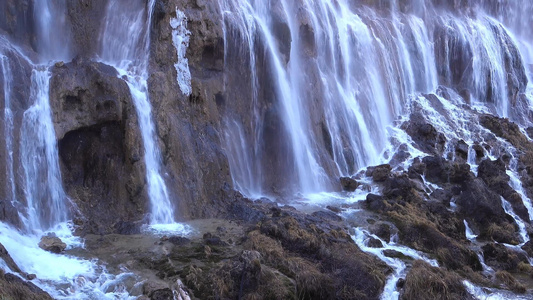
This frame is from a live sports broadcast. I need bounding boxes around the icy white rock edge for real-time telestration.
[170,8,192,96]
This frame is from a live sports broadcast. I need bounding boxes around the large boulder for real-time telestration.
[38,236,66,254]
[366,164,392,182]
[340,176,359,191]
[50,59,147,234]
[50,58,129,139]
[422,156,449,184]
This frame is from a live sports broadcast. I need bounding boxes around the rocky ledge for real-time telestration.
[73,198,391,300]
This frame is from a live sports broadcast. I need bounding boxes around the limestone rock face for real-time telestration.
[147,0,233,219]
[50,59,129,140]
[65,0,107,59]
[50,59,147,234]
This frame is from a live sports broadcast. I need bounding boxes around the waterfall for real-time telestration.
[0,55,16,206]
[220,0,533,199]
[9,0,74,233]
[20,68,68,232]
[220,0,440,197]
[33,0,71,62]
[100,0,175,225]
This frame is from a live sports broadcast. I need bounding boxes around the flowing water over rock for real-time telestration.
[0,1,159,298]
[0,55,15,207]
[20,68,68,232]
[215,0,533,298]
[100,0,175,226]
[33,0,71,62]
[219,0,533,199]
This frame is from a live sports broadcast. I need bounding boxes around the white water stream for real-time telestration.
[100,0,181,229]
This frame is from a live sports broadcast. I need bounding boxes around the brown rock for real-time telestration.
[401,260,473,300]
[482,243,529,271]
[401,112,447,155]
[26,274,36,280]
[1,272,52,300]
[340,176,359,191]
[148,0,233,220]
[66,0,107,58]
[143,280,170,298]
[50,59,147,234]
[38,236,66,254]
[367,236,383,248]
[455,139,469,160]
[478,158,529,221]
[366,164,392,182]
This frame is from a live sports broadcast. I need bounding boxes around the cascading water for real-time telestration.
[20,68,68,232]
[352,228,439,300]
[220,0,533,199]
[33,0,71,63]
[1,0,75,234]
[0,55,16,206]
[220,0,448,198]
[0,2,142,299]
[100,0,175,226]
[219,1,533,298]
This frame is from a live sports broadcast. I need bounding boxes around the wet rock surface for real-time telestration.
[50,59,147,234]
[340,176,359,191]
[0,242,51,299]
[77,201,390,300]
[0,270,52,300]
[401,112,447,155]
[482,243,529,271]
[359,111,533,297]
[0,242,21,273]
[38,235,66,254]
[366,164,392,182]
[147,0,233,220]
